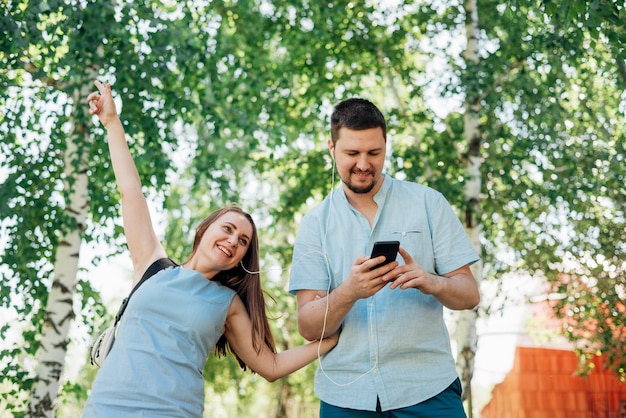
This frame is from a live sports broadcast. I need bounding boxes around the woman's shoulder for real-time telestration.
[141,257,177,279]
[224,292,247,320]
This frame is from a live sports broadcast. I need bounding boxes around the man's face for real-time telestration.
[329,127,386,195]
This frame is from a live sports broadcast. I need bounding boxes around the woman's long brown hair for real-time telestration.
[186,205,276,370]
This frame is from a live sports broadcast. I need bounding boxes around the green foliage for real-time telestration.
[475,0,626,377]
[1,0,625,414]
[1,0,225,411]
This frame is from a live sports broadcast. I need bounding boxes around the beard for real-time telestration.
[343,170,377,194]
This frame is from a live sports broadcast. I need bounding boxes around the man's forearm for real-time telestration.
[298,285,356,341]
[432,270,480,310]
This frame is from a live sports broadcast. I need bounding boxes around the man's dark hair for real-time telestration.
[330,98,387,144]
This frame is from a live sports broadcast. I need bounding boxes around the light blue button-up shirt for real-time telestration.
[289,174,479,411]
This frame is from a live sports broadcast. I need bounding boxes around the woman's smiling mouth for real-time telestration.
[217,245,233,257]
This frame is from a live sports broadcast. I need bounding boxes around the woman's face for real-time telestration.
[199,211,253,271]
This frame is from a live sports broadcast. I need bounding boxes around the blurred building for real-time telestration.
[476,275,626,418]
[481,346,626,418]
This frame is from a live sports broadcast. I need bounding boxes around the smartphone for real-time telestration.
[370,241,400,270]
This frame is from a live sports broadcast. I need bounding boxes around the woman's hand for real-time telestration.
[316,330,340,355]
[87,80,118,128]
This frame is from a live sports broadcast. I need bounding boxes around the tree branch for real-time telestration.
[479,57,525,104]
[377,48,434,179]
[24,61,64,89]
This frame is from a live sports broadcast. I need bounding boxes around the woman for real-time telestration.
[83,81,338,416]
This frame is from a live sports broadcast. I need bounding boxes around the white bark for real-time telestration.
[26,86,91,417]
[454,1,483,417]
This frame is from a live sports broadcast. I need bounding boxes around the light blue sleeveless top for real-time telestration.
[83,266,236,417]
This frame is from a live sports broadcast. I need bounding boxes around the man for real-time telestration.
[289,98,480,417]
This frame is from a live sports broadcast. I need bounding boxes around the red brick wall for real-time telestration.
[481,347,626,418]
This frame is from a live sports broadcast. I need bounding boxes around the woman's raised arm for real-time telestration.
[88,81,166,283]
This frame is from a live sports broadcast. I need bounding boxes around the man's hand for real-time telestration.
[344,255,399,300]
[295,253,399,341]
[386,247,480,310]
[386,247,443,294]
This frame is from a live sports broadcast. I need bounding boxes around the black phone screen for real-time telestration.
[370,241,400,269]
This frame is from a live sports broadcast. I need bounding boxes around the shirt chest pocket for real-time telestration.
[392,227,435,273]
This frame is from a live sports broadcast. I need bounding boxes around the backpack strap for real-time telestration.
[113,258,178,325]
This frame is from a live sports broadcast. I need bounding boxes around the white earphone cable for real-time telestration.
[242,156,377,386]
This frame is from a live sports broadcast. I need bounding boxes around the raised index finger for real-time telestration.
[398,247,414,264]
[93,80,112,97]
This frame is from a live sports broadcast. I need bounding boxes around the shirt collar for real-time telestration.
[373,173,391,207]
[336,173,391,203]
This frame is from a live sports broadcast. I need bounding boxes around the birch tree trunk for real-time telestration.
[26,85,91,417]
[455,0,483,417]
